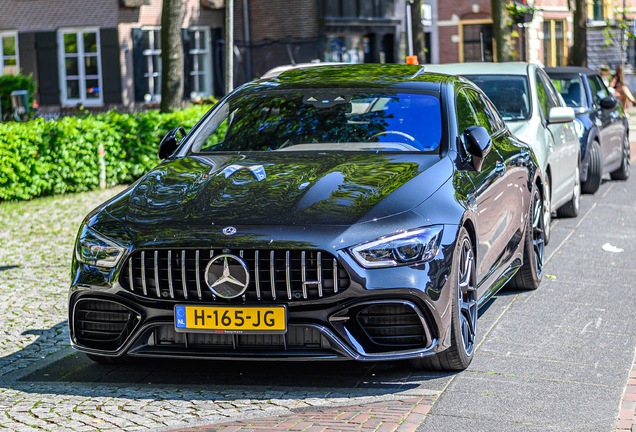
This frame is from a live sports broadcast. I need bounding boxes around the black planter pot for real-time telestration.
[514,11,534,24]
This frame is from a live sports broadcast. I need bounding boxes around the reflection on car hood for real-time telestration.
[506,121,531,144]
[104,153,452,227]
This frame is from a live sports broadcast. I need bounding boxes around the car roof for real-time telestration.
[424,62,532,76]
[260,62,348,79]
[255,64,453,92]
[544,66,600,77]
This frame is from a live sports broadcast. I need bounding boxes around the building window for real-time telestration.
[322,0,395,18]
[591,0,604,21]
[0,31,19,76]
[543,20,567,67]
[58,28,103,106]
[460,21,494,62]
[188,27,212,98]
[142,28,162,103]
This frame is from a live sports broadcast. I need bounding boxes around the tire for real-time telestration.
[610,133,631,181]
[543,175,551,246]
[508,186,544,290]
[411,227,477,371]
[581,140,601,194]
[556,164,581,218]
[86,353,130,364]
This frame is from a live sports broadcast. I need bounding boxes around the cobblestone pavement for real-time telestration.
[0,188,440,431]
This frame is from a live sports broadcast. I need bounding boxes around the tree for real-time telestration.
[410,0,427,63]
[160,0,184,113]
[492,0,514,62]
[572,0,587,66]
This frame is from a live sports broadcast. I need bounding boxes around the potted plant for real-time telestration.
[507,1,536,24]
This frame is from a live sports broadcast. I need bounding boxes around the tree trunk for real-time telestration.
[572,0,587,67]
[410,0,427,63]
[491,0,513,62]
[160,0,184,113]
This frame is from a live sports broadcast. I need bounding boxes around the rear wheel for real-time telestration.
[411,227,476,371]
[581,140,601,194]
[610,133,631,180]
[556,164,581,218]
[508,186,544,290]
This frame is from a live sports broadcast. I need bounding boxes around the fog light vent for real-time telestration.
[73,299,137,351]
[357,304,426,346]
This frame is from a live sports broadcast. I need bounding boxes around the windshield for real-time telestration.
[190,90,442,153]
[464,75,531,121]
[550,76,587,108]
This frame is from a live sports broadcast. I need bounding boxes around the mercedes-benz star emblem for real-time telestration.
[204,254,250,298]
[222,226,237,236]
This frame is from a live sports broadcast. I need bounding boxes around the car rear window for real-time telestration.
[550,76,587,108]
[463,75,531,121]
[190,90,443,153]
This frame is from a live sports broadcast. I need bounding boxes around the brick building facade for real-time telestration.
[429,0,636,69]
[0,0,411,110]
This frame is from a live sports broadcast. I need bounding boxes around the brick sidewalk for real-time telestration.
[165,396,436,432]
[615,349,636,431]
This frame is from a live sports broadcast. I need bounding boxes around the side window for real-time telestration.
[456,90,477,134]
[485,98,505,131]
[588,76,609,106]
[540,71,563,107]
[535,73,553,119]
[465,89,499,135]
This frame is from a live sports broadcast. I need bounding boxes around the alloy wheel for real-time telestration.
[531,190,545,278]
[458,237,477,357]
[624,135,631,177]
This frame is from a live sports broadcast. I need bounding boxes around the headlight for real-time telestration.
[573,118,585,139]
[75,226,126,268]
[350,226,443,268]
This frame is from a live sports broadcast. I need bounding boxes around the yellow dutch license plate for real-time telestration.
[174,305,286,334]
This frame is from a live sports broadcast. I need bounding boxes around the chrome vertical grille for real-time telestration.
[120,249,350,302]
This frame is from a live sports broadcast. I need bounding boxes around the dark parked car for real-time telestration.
[546,67,630,193]
[69,65,543,371]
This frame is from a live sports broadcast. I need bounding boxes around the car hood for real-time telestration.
[506,121,532,144]
[100,153,453,228]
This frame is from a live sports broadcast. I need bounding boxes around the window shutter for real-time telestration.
[182,28,192,100]
[212,27,224,97]
[18,33,38,86]
[131,28,145,102]
[100,28,122,104]
[35,32,59,105]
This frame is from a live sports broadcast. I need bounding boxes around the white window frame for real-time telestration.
[188,26,212,99]
[57,27,104,106]
[0,31,19,76]
[142,26,162,103]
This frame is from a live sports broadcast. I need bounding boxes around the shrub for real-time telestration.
[0,104,213,201]
[0,73,36,120]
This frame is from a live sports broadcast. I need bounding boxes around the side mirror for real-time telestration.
[463,126,492,172]
[548,106,575,124]
[158,127,186,160]
[600,96,618,110]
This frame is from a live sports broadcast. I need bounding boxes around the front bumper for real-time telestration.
[69,227,457,362]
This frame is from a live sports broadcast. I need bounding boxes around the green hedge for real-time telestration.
[0,104,212,201]
[0,73,36,119]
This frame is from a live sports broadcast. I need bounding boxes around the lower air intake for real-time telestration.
[357,304,427,347]
[73,299,138,351]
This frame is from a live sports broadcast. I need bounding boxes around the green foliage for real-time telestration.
[0,73,36,119]
[0,104,212,201]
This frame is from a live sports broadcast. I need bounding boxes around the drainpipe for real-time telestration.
[406,1,414,56]
[225,0,234,94]
[243,0,252,81]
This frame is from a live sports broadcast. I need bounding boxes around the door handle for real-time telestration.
[495,162,506,176]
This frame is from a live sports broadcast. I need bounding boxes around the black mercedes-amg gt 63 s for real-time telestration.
[69,64,543,371]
